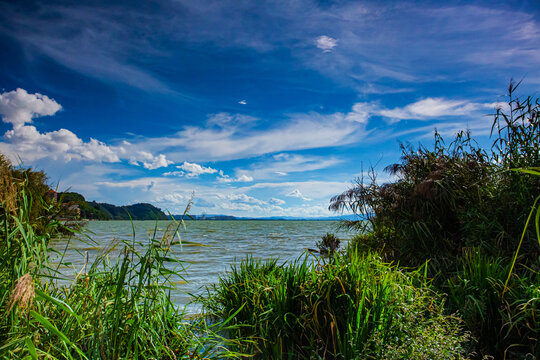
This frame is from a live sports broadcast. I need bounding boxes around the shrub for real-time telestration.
[330,83,540,357]
[201,251,469,359]
[330,84,539,272]
[316,232,340,256]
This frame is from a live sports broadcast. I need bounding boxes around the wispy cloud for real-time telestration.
[136,108,369,162]
[218,172,254,183]
[241,153,343,180]
[0,5,174,93]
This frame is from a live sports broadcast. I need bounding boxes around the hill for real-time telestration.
[58,192,168,220]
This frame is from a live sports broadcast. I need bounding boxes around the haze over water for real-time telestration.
[51,220,351,313]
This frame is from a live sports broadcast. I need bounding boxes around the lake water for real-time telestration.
[50,220,351,313]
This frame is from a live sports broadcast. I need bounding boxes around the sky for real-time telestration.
[0,0,539,217]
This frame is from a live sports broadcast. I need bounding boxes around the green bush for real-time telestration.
[201,251,469,359]
[316,232,341,256]
[330,83,539,273]
[330,83,540,358]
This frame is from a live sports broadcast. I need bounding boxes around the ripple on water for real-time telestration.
[51,220,350,313]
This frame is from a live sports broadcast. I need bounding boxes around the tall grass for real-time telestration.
[329,82,539,358]
[0,161,239,359]
[201,249,468,359]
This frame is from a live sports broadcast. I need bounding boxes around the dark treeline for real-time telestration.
[59,192,168,220]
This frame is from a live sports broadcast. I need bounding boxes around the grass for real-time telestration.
[1,81,538,359]
[0,171,241,359]
[328,82,540,358]
[201,249,469,359]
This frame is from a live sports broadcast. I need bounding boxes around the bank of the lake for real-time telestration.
[50,220,351,312]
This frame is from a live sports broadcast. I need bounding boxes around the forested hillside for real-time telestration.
[59,192,168,220]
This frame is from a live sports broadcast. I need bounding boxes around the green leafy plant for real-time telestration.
[316,232,341,256]
[201,251,469,359]
[0,161,240,359]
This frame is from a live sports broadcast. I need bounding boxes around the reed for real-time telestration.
[0,161,239,359]
[201,249,468,359]
[329,82,540,358]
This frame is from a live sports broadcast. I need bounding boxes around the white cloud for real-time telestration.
[238,100,247,105]
[247,180,348,201]
[245,153,342,180]
[155,193,184,205]
[0,89,180,167]
[0,88,62,128]
[163,171,185,177]
[2,124,120,162]
[178,161,218,177]
[316,35,338,52]
[379,98,478,121]
[343,98,504,125]
[227,193,264,205]
[236,174,254,182]
[206,112,257,128]
[129,151,173,170]
[287,189,311,201]
[269,197,286,205]
[143,110,366,162]
[143,154,172,170]
[218,173,254,183]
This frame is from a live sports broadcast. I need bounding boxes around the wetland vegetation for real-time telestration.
[1,83,539,359]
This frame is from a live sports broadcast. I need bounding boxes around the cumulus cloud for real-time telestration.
[287,189,311,201]
[316,35,338,52]
[0,89,183,167]
[0,88,121,163]
[178,162,218,177]
[0,88,62,128]
[2,124,120,162]
[238,100,247,105]
[129,151,172,170]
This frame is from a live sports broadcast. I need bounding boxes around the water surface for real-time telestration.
[51,220,351,313]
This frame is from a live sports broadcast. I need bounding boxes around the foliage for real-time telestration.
[201,251,469,359]
[316,232,340,256]
[0,155,56,235]
[57,191,170,220]
[0,168,239,359]
[447,250,540,358]
[330,84,539,269]
[329,83,540,358]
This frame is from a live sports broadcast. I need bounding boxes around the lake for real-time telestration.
[50,220,352,313]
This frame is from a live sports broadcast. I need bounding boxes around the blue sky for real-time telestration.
[0,0,539,217]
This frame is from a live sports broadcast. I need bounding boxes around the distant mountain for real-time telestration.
[58,192,168,220]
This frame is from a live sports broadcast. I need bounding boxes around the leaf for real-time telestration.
[29,311,88,359]
[25,337,38,360]
[35,289,82,324]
